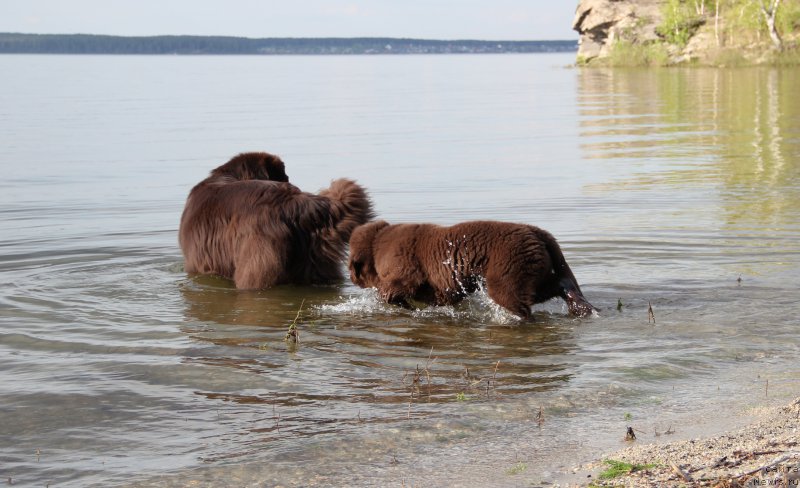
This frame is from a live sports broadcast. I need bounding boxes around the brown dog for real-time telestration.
[348,220,596,319]
[179,152,373,289]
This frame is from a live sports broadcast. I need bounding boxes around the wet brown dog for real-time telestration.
[179,152,373,289]
[348,220,596,319]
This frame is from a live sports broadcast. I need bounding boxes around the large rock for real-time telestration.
[573,0,664,61]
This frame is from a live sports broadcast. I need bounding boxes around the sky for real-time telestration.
[0,1,578,40]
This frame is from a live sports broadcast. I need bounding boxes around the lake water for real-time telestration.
[1,53,799,487]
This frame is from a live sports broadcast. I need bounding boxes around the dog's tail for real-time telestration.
[319,179,375,235]
[532,227,597,317]
[315,179,375,261]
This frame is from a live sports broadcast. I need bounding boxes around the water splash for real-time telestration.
[319,286,522,325]
[458,283,521,325]
[316,288,395,315]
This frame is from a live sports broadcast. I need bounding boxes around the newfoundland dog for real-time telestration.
[348,220,596,319]
[179,152,373,289]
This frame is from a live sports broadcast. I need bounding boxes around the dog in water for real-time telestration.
[179,152,373,289]
[348,220,596,319]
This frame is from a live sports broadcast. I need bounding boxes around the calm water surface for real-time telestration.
[1,54,799,487]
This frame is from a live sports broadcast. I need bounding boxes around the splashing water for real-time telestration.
[316,288,394,315]
[318,284,523,325]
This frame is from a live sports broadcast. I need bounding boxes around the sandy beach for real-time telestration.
[562,397,800,487]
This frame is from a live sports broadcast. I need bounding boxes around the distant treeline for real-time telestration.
[0,33,576,55]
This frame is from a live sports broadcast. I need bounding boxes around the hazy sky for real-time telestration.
[0,1,578,40]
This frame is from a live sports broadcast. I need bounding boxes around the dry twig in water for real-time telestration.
[284,299,305,344]
[731,451,800,483]
[670,462,693,482]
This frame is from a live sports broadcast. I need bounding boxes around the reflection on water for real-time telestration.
[1,55,799,487]
[579,67,799,214]
[578,67,800,280]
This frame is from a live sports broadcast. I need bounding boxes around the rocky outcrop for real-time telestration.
[573,0,799,65]
[572,0,664,61]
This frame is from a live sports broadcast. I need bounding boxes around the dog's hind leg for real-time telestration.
[484,275,531,319]
[233,237,283,289]
[560,279,597,317]
[378,285,414,309]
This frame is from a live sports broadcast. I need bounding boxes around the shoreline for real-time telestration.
[558,396,800,487]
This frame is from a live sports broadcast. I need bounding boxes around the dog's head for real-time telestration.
[348,220,389,288]
[211,152,289,182]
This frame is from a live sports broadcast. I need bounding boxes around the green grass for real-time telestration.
[506,462,527,475]
[606,40,670,67]
[706,47,750,67]
[585,41,800,67]
[769,47,800,66]
[703,45,800,67]
[598,459,657,480]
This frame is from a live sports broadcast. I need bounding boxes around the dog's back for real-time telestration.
[349,220,595,318]
[179,179,304,280]
[180,173,373,288]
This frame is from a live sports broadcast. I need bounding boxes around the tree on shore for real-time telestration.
[760,0,783,50]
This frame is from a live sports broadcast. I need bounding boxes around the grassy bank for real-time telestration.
[581,0,800,67]
[590,41,800,67]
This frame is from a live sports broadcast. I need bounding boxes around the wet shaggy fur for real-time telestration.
[179,152,374,289]
[348,220,596,319]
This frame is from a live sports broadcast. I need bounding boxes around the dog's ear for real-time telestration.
[349,220,389,286]
[349,252,374,286]
[351,259,365,280]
